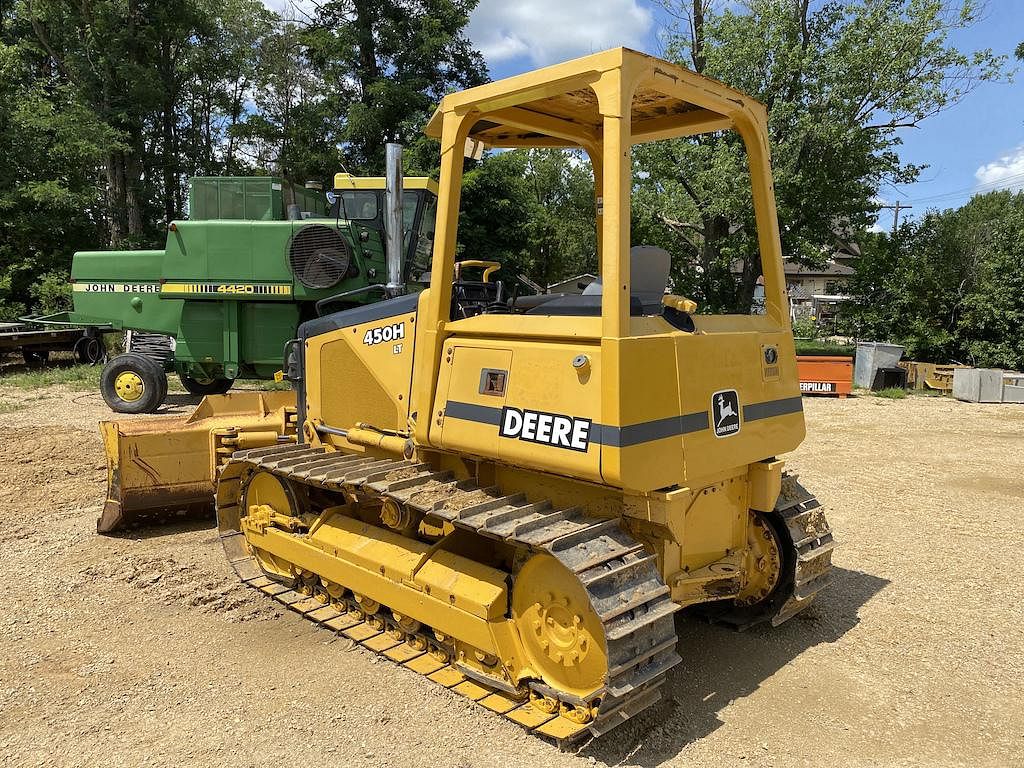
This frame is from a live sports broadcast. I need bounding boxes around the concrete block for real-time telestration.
[954,368,1016,403]
[1003,385,1024,404]
[953,368,980,402]
[978,369,1004,403]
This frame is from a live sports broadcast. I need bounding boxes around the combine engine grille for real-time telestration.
[288,224,352,289]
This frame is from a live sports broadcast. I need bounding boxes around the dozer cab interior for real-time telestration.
[103,48,834,742]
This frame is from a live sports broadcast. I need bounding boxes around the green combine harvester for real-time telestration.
[66,168,438,413]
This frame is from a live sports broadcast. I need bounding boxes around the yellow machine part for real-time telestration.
[98,391,296,532]
[95,47,837,742]
[244,513,509,650]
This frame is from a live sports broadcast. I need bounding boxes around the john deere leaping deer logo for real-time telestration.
[712,389,741,438]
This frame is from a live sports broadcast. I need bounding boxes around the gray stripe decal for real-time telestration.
[743,396,803,422]
[444,400,503,426]
[603,411,709,447]
[445,396,801,444]
[444,401,707,446]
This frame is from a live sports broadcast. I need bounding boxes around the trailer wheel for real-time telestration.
[100,353,167,414]
[179,373,234,396]
[74,336,105,365]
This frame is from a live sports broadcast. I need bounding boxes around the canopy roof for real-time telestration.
[333,174,438,193]
[424,47,757,149]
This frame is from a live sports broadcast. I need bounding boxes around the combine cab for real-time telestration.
[100,48,835,742]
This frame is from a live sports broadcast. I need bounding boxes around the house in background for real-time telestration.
[734,239,857,323]
[546,273,597,294]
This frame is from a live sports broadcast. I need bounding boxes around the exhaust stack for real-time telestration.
[384,143,405,296]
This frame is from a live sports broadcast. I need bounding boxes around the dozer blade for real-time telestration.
[98,391,297,533]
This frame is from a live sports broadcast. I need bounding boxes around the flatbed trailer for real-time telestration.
[2,315,112,365]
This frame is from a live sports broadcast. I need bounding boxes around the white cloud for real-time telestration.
[260,0,317,19]
[468,0,653,67]
[975,145,1024,192]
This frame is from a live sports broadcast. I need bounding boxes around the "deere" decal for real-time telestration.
[499,407,592,452]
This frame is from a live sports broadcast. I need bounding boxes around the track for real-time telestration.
[215,443,682,744]
[697,475,835,630]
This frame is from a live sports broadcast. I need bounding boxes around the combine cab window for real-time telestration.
[338,191,378,220]
[403,191,420,232]
[409,194,437,279]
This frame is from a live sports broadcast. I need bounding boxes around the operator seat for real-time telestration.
[525,245,671,316]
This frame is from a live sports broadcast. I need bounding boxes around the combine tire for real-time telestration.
[179,373,234,396]
[100,353,167,414]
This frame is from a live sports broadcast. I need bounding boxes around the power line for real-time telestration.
[895,170,1024,206]
[878,202,913,233]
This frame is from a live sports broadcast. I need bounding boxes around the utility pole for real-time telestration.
[879,202,913,235]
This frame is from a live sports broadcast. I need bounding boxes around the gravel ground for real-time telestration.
[0,384,1022,768]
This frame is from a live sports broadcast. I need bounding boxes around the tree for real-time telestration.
[233,15,337,183]
[0,19,118,319]
[639,0,1006,312]
[848,191,1024,370]
[459,150,597,287]
[2,0,491,318]
[305,0,488,174]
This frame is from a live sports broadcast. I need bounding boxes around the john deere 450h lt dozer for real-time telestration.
[115,48,834,741]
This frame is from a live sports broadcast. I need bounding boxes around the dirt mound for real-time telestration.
[0,426,105,512]
[81,554,280,623]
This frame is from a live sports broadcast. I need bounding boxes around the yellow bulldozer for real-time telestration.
[98,48,834,741]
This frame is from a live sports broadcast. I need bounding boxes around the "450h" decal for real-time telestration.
[362,323,406,346]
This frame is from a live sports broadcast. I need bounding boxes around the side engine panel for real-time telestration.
[299,294,419,445]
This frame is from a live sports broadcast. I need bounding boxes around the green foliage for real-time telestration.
[0,32,118,319]
[791,315,819,339]
[0,0,487,319]
[29,270,72,315]
[304,0,487,174]
[459,149,596,286]
[873,387,908,400]
[849,190,1024,370]
[794,339,855,357]
[640,0,1005,311]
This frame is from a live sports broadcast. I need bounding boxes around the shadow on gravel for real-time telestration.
[103,516,215,540]
[579,565,889,765]
[160,393,204,411]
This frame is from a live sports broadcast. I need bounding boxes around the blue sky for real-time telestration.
[467,0,1024,224]
[267,0,1023,222]
[882,3,1024,219]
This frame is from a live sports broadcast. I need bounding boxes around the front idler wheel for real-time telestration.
[511,554,607,704]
